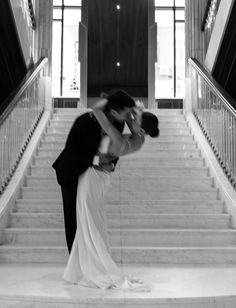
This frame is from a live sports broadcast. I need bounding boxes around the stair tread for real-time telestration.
[21,186,217,191]
[41,140,195,145]
[34,156,203,160]
[1,245,236,250]
[10,212,229,217]
[31,165,207,169]
[26,175,211,179]
[4,228,236,232]
[38,144,196,148]
[16,198,224,204]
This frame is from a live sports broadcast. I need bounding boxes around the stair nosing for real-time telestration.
[10,213,230,217]
[1,245,236,250]
[4,228,236,233]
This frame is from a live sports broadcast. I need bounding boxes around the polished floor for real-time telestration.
[1,264,236,307]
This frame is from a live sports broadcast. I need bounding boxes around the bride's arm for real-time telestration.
[92,99,124,150]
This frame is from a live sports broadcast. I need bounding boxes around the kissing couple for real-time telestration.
[52,89,159,291]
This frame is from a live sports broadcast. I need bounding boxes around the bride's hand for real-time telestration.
[126,116,141,134]
[126,108,142,134]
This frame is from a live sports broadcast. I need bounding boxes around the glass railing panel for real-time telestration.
[0,58,48,195]
[189,58,236,189]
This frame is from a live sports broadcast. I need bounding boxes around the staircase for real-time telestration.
[1,108,236,264]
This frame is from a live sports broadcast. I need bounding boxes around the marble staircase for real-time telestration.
[1,108,236,264]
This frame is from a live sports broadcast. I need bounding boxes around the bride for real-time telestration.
[63,98,159,291]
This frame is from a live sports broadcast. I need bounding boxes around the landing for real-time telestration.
[1,264,236,307]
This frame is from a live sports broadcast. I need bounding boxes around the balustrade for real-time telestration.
[189,58,236,188]
[0,58,48,194]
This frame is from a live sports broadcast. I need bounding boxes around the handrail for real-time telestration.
[0,57,48,123]
[189,57,236,188]
[0,57,48,195]
[188,58,236,116]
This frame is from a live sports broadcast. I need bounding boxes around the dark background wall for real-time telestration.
[0,0,27,112]
[87,0,148,97]
[212,0,236,108]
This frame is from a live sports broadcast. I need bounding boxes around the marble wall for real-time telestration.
[9,0,34,67]
[184,0,208,111]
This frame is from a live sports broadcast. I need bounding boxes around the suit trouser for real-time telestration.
[61,182,78,253]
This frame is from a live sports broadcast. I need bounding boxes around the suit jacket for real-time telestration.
[52,111,124,185]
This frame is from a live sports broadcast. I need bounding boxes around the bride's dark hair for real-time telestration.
[141,112,159,138]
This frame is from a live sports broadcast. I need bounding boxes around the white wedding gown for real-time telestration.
[63,166,149,291]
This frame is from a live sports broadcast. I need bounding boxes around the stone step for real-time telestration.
[3,228,236,247]
[49,121,189,130]
[52,109,184,115]
[43,134,194,143]
[20,187,218,200]
[21,180,218,193]
[49,121,188,131]
[33,156,204,168]
[53,108,87,114]
[37,148,201,159]
[46,127,191,136]
[40,139,198,150]
[51,114,186,122]
[15,199,225,214]
[1,245,236,264]
[9,213,230,229]
[30,165,209,177]
[43,132,195,144]
[46,126,191,136]
[53,108,183,115]
[39,140,198,151]
[25,176,214,191]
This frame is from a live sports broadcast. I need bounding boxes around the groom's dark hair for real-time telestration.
[103,89,135,112]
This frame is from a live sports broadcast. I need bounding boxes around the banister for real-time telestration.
[0,56,48,194]
[188,58,236,117]
[189,57,236,189]
[0,57,48,125]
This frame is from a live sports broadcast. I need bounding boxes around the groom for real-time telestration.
[52,90,135,253]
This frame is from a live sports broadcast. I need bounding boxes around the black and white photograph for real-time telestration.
[0,0,236,307]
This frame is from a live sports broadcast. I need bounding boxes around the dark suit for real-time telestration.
[52,111,124,252]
